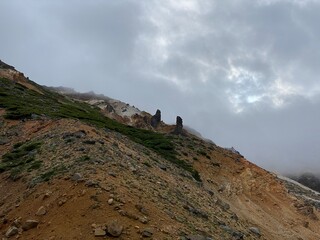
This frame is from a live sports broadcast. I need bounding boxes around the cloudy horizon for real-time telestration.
[1,0,320,174]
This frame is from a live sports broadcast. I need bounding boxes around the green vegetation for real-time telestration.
[197,149,207,156]
[39,165,67,181]
[0,78,201,181]
[143,161,152,167]
[0,140,42,179]
[77,155,91,162]
[30,164,68,185]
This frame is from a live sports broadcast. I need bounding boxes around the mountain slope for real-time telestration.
[0,60,320,240]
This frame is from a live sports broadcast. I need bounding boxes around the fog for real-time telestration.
[1,0,320,174]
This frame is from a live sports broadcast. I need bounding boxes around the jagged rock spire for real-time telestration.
[150,109,161,128]
[173,116,183,134]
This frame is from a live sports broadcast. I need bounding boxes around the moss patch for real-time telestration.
[0,140,42,180]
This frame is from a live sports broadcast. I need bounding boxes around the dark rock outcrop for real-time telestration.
[106,104,115,113]
[150,109,161,128]
[173,116,183,134]
[0,60,15,70]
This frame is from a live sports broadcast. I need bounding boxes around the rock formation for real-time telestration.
[0,60,15,70]
[173,116,183,134]
[150,109,161,128]
[105,104,115,113]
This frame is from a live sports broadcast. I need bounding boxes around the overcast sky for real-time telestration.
[1,0,320,174]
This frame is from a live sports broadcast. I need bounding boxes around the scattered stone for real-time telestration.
[12,218,22,228]
[216,198,230,211]
[150,109,161,128]
[85,180,98,187]
[183,205,208,219]
[43,191,52,200]
[249,227,261,236]
[58,198,67,206]
[94,228,106,237]
[220,225,244,239]
[231,213,239,221]
[107,221,123,237]
[232,231,244,240]
[108,172,117,178]
[211,162,221,167]
[108,198,114,205]
[91,223,97,229]
[186,235,210,240]
[22,220,39,231]
[218,185,225,193]
[83,140,96,145]
[135,204,148,215]
[139,216,149,224]
[71,173,83,181]
[220,225,233,234]
[36,206,47,216]
[74,130,86,138]
[159,165,167,171]
[5,226,19,237]
[141,228,153,238]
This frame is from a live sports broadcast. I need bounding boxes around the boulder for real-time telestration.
[22,220,39,231]
[5,226,19,237]
[36,206,47,216]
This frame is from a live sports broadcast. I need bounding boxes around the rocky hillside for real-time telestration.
[1,60,320,239]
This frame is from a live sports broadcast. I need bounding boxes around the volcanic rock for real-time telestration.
[22,220,39,231]
[107,221,123,237]
[150,109,161,128]
[5,226,19,237]
[173,116,183,134]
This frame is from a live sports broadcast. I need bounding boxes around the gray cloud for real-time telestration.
[1,0,320,174]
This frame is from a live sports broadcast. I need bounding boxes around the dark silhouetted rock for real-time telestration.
[150,109,161,128]
[173,116,183,134]
[0,60,15,70]
[106,104,115,113]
